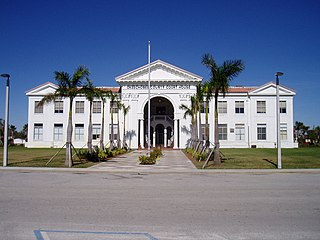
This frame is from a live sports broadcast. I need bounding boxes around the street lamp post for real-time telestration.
[1,73,10,167]
[276,72,283,169]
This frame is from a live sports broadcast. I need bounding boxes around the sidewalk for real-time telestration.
[89,149,197,172]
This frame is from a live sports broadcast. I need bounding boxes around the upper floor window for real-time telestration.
[54,101,63,113]
[280,101,287,113]
[200,102,209,113]
[34,123,43,141]
[257,101,266,114]
[218,124,228,140]
[34,101,43,113]
[75,101,84,113]
[218,101,227,114]
[235,101,244,114]
[93,101,101,114]
[110,102,119,114]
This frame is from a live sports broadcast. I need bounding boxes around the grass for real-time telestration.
[186,147,320,169]
[0,145,96,168]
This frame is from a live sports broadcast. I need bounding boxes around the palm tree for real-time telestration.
[39,65,89,167]
[202,81,213,148]
[122,104,130,149]
[195,83,204,142]
[202,54,244,165]
[180,96,197,147]
[107,91,119,150]
[116,100,124,149]
[9,125,16,141]
[97,90,110,150]
[80,79,100,154]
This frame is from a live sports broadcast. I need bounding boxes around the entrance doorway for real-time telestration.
[143,96,174,148]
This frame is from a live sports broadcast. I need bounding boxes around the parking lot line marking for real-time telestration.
[34,229,158,240]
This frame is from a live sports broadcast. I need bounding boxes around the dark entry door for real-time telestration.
[155,124,164,145]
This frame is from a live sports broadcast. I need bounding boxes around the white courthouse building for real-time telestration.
[26,60,297,149]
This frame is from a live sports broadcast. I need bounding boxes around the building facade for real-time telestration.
[26,60,297,149]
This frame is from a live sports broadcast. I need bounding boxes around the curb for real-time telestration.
[1,166,320,174]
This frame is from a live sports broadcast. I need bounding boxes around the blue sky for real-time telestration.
[0,0,319,131]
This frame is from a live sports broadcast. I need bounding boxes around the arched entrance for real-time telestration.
[143,96,174,148]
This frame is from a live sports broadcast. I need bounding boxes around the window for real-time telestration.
[54,101,63,113]
[34,123,43,140]
[53,124,63,141]
[280,101,286,113]
[235,124,245,140]
[257,101,266,113]
[93,101,101,113]
[280,123,287,140]
[75,124,84,141]
[109,124,118,141]
[218,124,228,140]
[34,101,43,113]
[257,124,267,140]
[92,124,101,140]
[218,101,227,114]
[235,101,244,114]
[75,101,84,113]
[200,124,209,140]
[110,102,119,114]
[200,102,209,113]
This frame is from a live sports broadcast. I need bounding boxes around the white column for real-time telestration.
[153,131,156,148]
[173,119,178,149]
[164,128,167,148]
[140,119,144,149]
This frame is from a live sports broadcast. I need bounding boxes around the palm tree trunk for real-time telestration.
[198,110,202,142]
[66,99,74,167]
[117,110,120,148]
[110,102,114,150]
[123,113,127,149]
[100,101,105,149]
[213,92,221,165]
[87,101,93,153]
[205,99,209,148]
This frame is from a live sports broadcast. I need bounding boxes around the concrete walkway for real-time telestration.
[89,149,197,172]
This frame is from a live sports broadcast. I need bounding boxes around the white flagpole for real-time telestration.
[148,41,151,153]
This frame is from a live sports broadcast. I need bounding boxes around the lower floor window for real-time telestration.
[280,123,287,140]
[201,124,209,140]
[257,124,267,140]
[218,124,228,140]
[34,123,43,140]
[75,124,84,141]
[53,124,63,141]
[109,124,118,141]
[235,124,245,141]
[92,124,101,140]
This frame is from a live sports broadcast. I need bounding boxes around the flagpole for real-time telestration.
[148,41,151,153]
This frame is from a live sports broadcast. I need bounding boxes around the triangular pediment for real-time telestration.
[249,82,296,96]
[116,59,203,83]
[26,82,58,96]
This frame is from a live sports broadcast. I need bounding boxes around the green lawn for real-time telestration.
[186,147,320,169]
[0,146,96,168]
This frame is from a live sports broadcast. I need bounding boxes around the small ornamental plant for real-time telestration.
[139,148,162,165]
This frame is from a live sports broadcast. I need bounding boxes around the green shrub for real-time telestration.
[139,155,156,165]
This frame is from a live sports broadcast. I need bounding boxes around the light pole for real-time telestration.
[276,71,283,169]
[1,73,10,167]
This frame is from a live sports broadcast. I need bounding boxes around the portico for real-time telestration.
[116,59,203,149]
